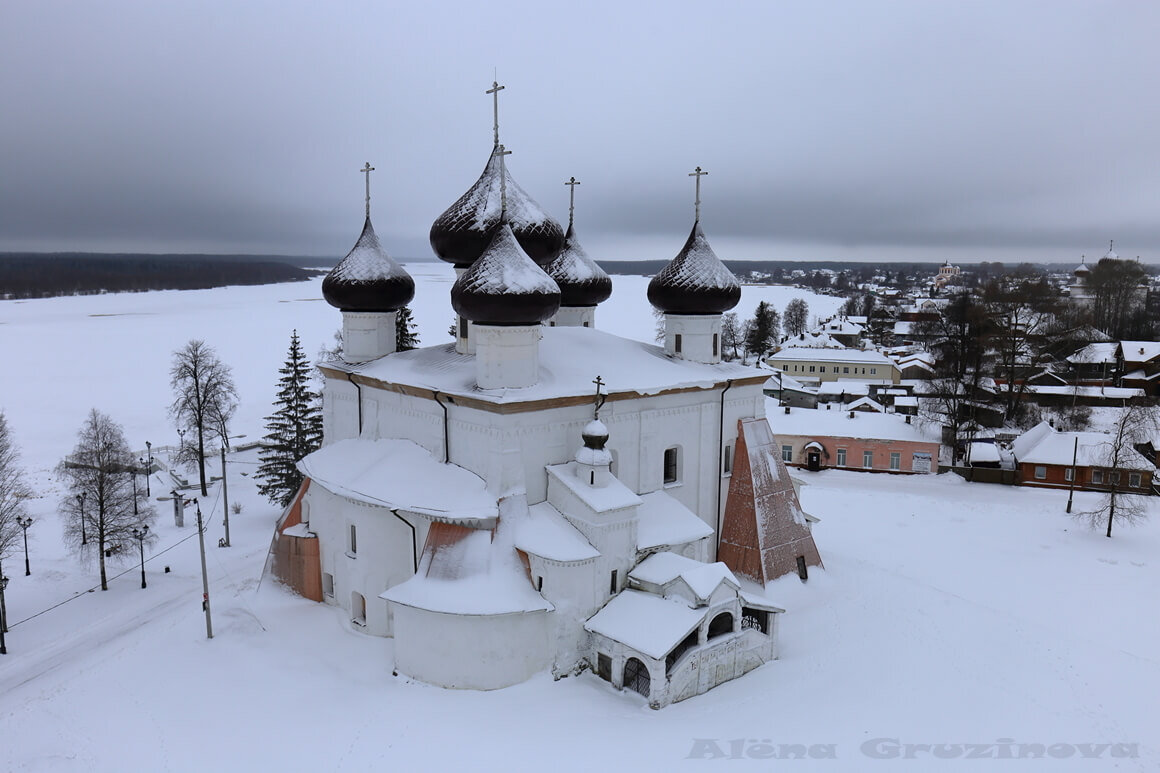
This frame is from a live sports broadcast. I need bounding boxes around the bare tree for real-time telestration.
[170,340,239,496]
[1075,403,1157,538]
[721,312,741,361]
[59,409,157,590]
[784,298,809,338]
[0,410,33,592]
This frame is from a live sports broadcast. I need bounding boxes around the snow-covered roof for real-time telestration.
[1118,341,1160,363]
[647,221,741,315]
[764,372,815,394]
[635,491,713,551]
[584,590,705,659]
[1012,421,1151,469]
[767,347,895,366]
[769,401,941,444]
[546,462,641,514]
[325,326,765,405]
[1066,342,1118,365]
[629,552,739,602]
[893,395,918,408]
[1023,385,1144,400]
[299,438,497,522]
[966,441,1001,464]
[817,380,871,397]
[847,396,884,412]
[516,502,600,562]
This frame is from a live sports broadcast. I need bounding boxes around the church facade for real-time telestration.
[271,89,821,707]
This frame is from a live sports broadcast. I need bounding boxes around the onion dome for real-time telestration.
[430,147,565,268]
[546,224,612,308]
[322,217,415,311]
[451,222,561,325]
[647,221,741,315]
[1074,260,1090,276]
[575,419,612,466]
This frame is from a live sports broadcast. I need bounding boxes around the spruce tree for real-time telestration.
[396,305,420,351]
[257,330,323,508]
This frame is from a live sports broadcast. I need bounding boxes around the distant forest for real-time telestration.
[0,253,326,299]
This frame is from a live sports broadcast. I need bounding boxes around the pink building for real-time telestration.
[769,404,941,473]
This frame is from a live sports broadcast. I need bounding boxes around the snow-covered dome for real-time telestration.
[430,147,565,269]
[322,217,415,312]
[451,222,561,325]
[647,221,741,315]
[575,419,612,466]
[1074,260,1090,276]
[545,224,612,308]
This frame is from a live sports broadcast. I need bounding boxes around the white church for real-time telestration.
[270,85,822,708]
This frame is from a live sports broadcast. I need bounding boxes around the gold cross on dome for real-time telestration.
[689,166,708,222]
[360,162,375,218]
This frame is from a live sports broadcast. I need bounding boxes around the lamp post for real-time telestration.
[76,491,87,546]
[145,441,152,497]
[132,526,149,589]
[194,500,213,639]
[130,466,139,516]
[219,434,245,549]
[0,575,8,654]
[18,516,33,576]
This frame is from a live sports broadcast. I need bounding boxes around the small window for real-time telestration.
[890,452,901,471]
[1130,472,1142,487]
[809,365,816,372]
[349,524,358,555]
[723,443,734,475]
[536,576,544,592]
[836,448,847,467]
[1033,466,1047,480]
[1064,467,1074,482]
[843,367,849,374]
[322,572,334,597]
[583,321,589,328]
[863,450,873,468]
[674,334,682,353]
[1092,469,1104,484]
[781,445,793,463]
[819,366,826,373]
[609,570,618,594]
[663,447,679,484]
[458,316,468,338]
[712,333,718,357]
[597,653,612,682]
[870,368,877,375]
[796,555,808,580]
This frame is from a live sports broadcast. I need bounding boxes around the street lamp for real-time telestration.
[145,441,152,497]
[132,526,149,589]
[129,466,139,516]
[76,491,87,546]
[0,575,7,654]
[219,434,246,548]
[18,517,33,576]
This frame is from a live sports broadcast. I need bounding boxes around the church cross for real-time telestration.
[689,166,708,221]
[496,144,513,217]
[593,375,606,419]
[486,80,505,147]
[360,162,375,218]
[565,176,580,228]
[1109,239,1115,253]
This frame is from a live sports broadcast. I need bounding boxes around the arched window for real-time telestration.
[707,611,734,640]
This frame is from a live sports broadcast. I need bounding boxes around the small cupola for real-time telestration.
[322,162,415,362]
[646,167,740,364]
[575,379,613,488]
[546,177,612,329]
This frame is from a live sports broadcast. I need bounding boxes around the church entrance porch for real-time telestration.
[623,657,650,698]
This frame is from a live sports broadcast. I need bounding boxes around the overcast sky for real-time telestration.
[2,1,1157,263]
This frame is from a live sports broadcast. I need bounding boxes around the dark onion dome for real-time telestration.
[546,224,612,307]
[430,147,565,268]
[451,222,561,326]
[647,221,741,315]
[576,418,612,466]
[322,217,415,312]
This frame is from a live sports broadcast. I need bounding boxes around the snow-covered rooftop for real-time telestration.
[1011,421,1152,469]
[769,401,941,444]
[1118,341,1160,363]
[325,326,764,405]
[1066,342,1118,365]
[767,347,895,366]
[635,491,714,551]
[299,438,497,522]
[517,502,600,562]
[584,590,705,659]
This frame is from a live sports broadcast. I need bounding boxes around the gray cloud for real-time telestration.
[2,1,1158,262]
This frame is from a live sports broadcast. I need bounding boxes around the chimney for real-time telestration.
[849,411,855,419]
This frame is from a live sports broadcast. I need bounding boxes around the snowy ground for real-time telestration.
[1,270,1155,771]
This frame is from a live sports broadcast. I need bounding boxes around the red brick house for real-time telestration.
[1011,421,1154,493]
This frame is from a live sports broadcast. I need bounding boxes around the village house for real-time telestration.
[1011,421,1154,492]
[765,347,901,385]
[769,403,940,474]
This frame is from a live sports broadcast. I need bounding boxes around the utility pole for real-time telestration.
[194,501,213,639]
[220,445,231,548]
[1066,435,1079,514]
